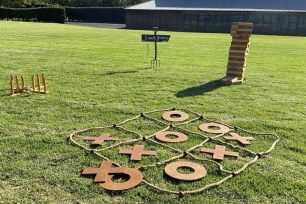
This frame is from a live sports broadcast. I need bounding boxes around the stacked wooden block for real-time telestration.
[221,22,253,85]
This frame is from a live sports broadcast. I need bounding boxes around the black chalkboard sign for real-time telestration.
[142,35,171,42]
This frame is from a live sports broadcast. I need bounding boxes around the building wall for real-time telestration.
[126,10,306,36]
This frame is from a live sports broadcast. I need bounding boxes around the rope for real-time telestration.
[68,108,280,196]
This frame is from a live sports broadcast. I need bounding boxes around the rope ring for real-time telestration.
[155,131,188,143]
[162,111,190,122]
[164,161,207,181]
[199,122,230,134]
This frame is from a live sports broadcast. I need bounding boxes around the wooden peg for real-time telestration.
[15,76,20,93]
[36,74,40,92]
[32,75,35,92]
[41,73,47,94]
[21,76,25,88]
[10,79,14,96]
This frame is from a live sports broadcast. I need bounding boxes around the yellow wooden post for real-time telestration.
[37,74,40,93]
[32,75,35,92]
[10,78,14,96]
[42,73,47,94]
[21,76,25,88]
[15,76,20,93]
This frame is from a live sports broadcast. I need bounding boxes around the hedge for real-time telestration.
[66,7,125,23]
[0,8,66,23]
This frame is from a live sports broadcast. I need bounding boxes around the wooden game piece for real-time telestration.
[200,145,239,161]
[164,161,207,181]
[224,132,254,145]
[32,75,35,92]
[155,131,188,143]
[15,76,20,93]
[82,160,122,182]
[162,110,189,122]
[84,134,118,145]
[199,122,230,134]
[222,22,253,85]
[21,76,25,87]
[82,160,143,191]
[37,74,40,92]
[42,73,47,94]
[119,145,157,161]
[10,78,14,96]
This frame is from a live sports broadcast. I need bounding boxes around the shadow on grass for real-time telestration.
[0,89,11,97]
[175,79,226,98]
[103,67,152,76]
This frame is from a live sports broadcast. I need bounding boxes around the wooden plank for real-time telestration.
[229,50,247,54]
[228,60,246,64]
[32,75,35,92]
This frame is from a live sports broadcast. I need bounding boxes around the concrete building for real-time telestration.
[125,0,306,36]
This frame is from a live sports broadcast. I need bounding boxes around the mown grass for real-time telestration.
[0,21,305,203]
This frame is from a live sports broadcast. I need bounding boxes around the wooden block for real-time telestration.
[227,66,245,71]
[226,72,244,79]
[230,46,247,51]
[232,39,250,43]
[228,61,246,66]
[221,76,243,85]
[229,50,248,54]
[231,44,248,49]
[228,60,246,65]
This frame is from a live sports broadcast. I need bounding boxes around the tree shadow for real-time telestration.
[175,79,226,98]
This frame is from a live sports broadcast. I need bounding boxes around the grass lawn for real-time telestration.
[0,21,305,203]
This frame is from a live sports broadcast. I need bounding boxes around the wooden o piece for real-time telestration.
[100,167,143,191]
[155,131,188,143]
[164,161,207,181]
[199,122,230,134]
[82,160,143,191]
[162,110,189,122]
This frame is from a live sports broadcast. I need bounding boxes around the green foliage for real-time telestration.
[0,7,66,23]
[66,7,125,23]
[0,0,147,7]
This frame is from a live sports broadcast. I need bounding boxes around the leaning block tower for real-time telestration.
[221,22,253,85]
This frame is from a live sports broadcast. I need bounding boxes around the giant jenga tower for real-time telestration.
[221,22,253,85]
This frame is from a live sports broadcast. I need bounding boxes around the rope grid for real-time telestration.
[69,108,280,196]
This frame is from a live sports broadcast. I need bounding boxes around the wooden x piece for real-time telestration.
[84,134,118,145]
[119,144,157,161]
[82,160,124,183]
[224,132,254,145]
[201,145,239,161]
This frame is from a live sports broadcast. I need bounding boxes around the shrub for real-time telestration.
[0,8,66,24]
[66,7,125,23]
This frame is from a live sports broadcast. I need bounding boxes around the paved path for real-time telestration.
[68,22,126,29]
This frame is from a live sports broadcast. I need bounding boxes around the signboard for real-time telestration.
[142,35,171,42]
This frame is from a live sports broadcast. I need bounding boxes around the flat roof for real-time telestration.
[126,0,306,12]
